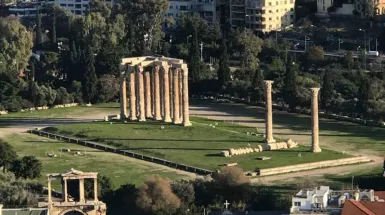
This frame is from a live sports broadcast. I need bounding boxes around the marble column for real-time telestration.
[182,66,191,126]
[63,179,68,202]
[145,72,152,118]
[137,66,146,121]
[129,72,137,121]
[154,66,162,120]
[163,65,172,122]
[79,178,85,202]
[179,70,183,122]
[264,80,275,143]
[173,69,182,124]
[48,179,52,202]
[311,88,322,153]
[120,72,127,119]
[94,178,98,201]
[169,67,174,119]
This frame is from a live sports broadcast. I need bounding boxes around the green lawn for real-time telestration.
[47,117,350,171]
[4,133,191,188]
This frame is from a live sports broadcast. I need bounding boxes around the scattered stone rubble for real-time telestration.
[220,139,298,157]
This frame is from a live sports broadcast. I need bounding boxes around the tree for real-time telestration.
[0,139,17,173]
[306,46,324,68]
[172,180,195,206]
[218,37,231,87]
[189,27,201,82]
[84,175,113,199]
[83,48,98,103]
[232,28,263,71]
[251,69,264,103]
[70,81,83,103]
[11,156,42,179]
[0,171,38,207]
[321,69,334,112]
[97,74,119,102]
[36,6,42,47]
[344,51,354,70]
[51,7,57,49]
[121,0,168,55]
[136,176,181,215]
[283,64,299,110]
[357,75,372,118]
[0,17,33,78]
[266,58,286,92]
[55,87,71,104]
[213,166,250,187]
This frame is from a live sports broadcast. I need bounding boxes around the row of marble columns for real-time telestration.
[120,64,191,126]
[263,80,321,153]
[47,177,98,203]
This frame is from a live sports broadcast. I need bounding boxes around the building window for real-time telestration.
[294,202,301,206]
[269,17,272,20]
[75,4,81,8]
[277,16,279,20]
[290,0,293,3]
[285,0,287,3]
[276,1,279,5]
[269,2,272,6]
[290,8,294,11]
[60,3,66,6]
[323,6,325,11]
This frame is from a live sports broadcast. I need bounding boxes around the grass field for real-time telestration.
[4,133,192,188]
[47,117,350,171]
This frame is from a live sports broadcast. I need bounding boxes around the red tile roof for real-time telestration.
[341,199,385,215]
[374,191,385,201]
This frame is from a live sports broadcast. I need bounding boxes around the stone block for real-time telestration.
[224,163,238,167]
[257,145,263,152]
[221,151,230,157]
[229,148,235,156]
[268,143,278,150]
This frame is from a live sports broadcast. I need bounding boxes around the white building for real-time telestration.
[166,0,217,28]
[291,186,330,213]
[45,0,114,15]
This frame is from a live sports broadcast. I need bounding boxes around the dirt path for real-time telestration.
[189,101,384,183]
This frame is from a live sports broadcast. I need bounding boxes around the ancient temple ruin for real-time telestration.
[46,168,106,215]
[119,56,191,126]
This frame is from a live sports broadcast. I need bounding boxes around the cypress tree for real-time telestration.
[321,69,334,112]
[283,64,298,110]
[36,6,42,47]
[83,48,98,103]
[217,37,230,87]
[189,27,200,82]
[252,69,264,103]
[52,7,57,48]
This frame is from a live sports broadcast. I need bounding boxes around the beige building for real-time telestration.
[229,0,295,33]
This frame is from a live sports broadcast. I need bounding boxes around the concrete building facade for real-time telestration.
[229,0,295,33]
[166,0,217,28]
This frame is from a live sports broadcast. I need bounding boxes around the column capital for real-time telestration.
[310,87,321,94]
[264,80,274,87]
[136,65,144,74]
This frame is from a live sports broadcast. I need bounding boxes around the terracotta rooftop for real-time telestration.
[374,191,385,200]
[341,199,385,215]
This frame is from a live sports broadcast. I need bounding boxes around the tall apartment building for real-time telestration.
[46,0,114,15]
[166,0,216,28]
[229,0,295,33]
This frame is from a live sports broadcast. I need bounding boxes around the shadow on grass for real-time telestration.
[191,100,385,146]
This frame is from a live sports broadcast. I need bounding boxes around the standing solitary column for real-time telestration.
[48,179,52,202]
[154,66,162,120]
[129,72,137,120]
[311,88,322,153]
[163,65,172,122]
[137,66,146,121]
[182,65,191,126]
[173,69,182,124]
[264,80,275,143]
[120,72,127,119]
[145,71,152,118]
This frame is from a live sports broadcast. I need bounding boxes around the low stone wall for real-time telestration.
[19,103,79,112]
[258,156,371,176]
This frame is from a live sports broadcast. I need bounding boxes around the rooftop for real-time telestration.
[341,199,385,215]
